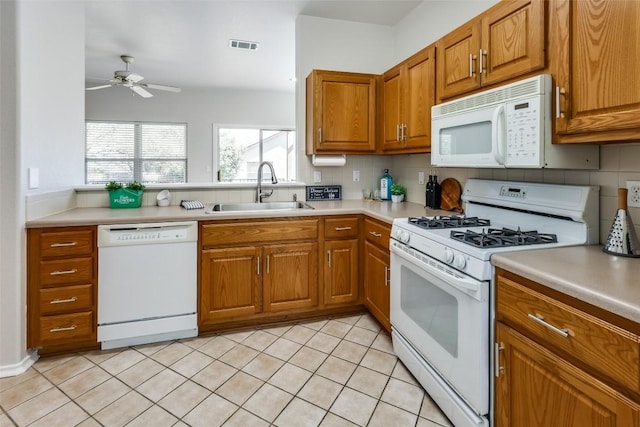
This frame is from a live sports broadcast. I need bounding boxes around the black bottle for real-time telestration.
[426,174,434,208]
[433,174,442,209]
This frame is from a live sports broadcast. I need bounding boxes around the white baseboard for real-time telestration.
[0,350,39,378]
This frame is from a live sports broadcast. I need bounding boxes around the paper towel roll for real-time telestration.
[311,155,346,167]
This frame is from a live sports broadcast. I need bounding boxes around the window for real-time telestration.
[85,121,187,184]
[217,127,296,183]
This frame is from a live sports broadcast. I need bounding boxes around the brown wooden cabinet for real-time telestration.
[306,70,377,154]
[436,0,545,102]
[381,46,435,153]
[495,268,640,426]
[323,216,359,306]
[27,227,98,352]
[199,219,320,328]
[362,218,391,332]
[549,0,640,143]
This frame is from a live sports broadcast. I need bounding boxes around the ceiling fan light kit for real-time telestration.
[86,54,181,98]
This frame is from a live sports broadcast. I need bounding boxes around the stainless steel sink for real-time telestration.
[206,201,314,213]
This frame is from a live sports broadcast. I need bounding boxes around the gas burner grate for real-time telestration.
[450,227,558,248]
[408,215,491,229]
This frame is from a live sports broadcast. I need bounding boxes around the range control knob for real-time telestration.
[443,248,455,264]
[393,229,410,244]
[453,254,466,269]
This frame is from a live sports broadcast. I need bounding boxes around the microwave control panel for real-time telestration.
[506,97,543,167]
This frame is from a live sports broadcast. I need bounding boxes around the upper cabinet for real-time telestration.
[436,0,545,103]
[306,70,377,154]
[549,0,640,143]
[381,46,435,153]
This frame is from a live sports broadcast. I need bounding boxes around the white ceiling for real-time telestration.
[84,0,422,93]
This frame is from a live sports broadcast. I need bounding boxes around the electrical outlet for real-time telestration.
[627,180,640,207]
[418,172,425,185]
[353,170,360,182]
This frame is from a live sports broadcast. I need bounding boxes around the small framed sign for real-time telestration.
[305,185,342,201]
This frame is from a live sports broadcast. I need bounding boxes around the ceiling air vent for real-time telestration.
[229,39,259,51]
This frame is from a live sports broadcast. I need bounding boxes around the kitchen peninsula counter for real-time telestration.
[492,245,640,324]
[25,200,448,228]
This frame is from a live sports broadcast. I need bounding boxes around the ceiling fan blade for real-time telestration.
[86,84,114,91]
[126,73,144,83]
[142,83,182,93]
[131,85,153,98]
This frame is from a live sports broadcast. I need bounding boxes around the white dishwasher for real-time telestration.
[97,221,198,349]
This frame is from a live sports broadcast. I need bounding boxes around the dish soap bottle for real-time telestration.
[380,169,393,200]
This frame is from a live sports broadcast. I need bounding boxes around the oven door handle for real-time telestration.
[391,244,485,298]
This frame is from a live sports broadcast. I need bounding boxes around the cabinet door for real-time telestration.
[381,66,404,151]
[551,0,640,141]
[263,243,318,312]
[363,241,390,332]
[403,46,435,151]
[200,246,262,323]
[495,323,640,427]
[306,70,376,154]
[324,239,359,305]
[481,0,545,87]
[436,20,482,102]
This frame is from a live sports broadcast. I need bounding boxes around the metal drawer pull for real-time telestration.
[334,227,352,231]
[369,231,382,238]
[50,325,76,333]
[527,313,569,338]
[318,128,322,143]
[50,269,78,276]
[327,250,332,268]
[266,256,270,274]
[256,256,260,275]
[50,242,78,248]
[495,342,505,377]
[50,297,77,304]
[555,86,566,118]
[384,266,390,286]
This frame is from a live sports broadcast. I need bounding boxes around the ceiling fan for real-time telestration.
[86,55,181,98]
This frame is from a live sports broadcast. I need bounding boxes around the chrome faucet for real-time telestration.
[256,161,278,203]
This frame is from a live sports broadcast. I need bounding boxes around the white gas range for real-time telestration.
[389,179,599,427]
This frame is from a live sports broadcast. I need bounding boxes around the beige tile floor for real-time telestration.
[0,313,453,427]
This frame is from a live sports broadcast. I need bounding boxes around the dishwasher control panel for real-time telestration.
[98,221,198,247]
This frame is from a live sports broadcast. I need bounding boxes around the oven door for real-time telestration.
[390,242,489,416]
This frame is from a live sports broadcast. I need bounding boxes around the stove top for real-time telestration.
[408,215,491,229]
[450,227,558,248]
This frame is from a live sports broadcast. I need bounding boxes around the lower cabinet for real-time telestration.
[363,218,391,332]
[324,239,359,305]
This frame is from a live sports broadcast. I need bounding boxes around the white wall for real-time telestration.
[85,87,295,183]
[0,0,85,376]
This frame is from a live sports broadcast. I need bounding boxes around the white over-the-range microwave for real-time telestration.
[431,74,599,169]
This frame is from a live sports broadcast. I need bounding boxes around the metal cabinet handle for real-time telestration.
[50,242,78,248]
[555,86,566,118]
[469,53,476,77]
[50,297,77,305]
[327,250,332,268]
[266,256,270,274]
[334,227,352,231]
[527,313,570,338]
[384,266,390,287]
[257,256,260,275]
[369,231,382,238]
[495,342,505,377]
[402,124,407,141]
[50,325,76,333]
[50,269,77,276]
[318,128,322,143]
[479,49,487,74]
[396,124,401,141]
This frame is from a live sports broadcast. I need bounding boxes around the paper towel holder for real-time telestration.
[311,155,346,167]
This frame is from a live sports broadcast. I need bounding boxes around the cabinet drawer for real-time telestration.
[497,275,640,393]
[39,284,93,315]
[40,230,94,258]
[364,218,391,250]
[39,257,93,286]
[324,217,359,239]
[201,219,318,247]
[39,311,94,344]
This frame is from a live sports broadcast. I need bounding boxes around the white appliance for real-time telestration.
[431,74,599,169]
[390,179,599,427]
[97,221,198,350]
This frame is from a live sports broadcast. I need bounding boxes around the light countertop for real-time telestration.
[25,200,451,228]
[492,245,640,324]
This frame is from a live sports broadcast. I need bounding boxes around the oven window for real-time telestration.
[439,121,491,155]
[400,267,458,357]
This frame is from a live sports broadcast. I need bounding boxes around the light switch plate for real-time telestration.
[418,172,425,185]
[28,167,39,189]
[353,170,360,182]
[314,171,322,183]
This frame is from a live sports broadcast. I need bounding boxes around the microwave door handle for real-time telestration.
[492,105,506,166]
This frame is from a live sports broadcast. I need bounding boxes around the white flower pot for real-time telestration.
[391,194,404,203]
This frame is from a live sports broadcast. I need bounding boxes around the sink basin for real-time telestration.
[206,201,314,213]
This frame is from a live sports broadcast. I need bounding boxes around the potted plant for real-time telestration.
[105,180,145,209]
[391,183,406,203]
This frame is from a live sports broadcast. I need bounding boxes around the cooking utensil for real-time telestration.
[603,188,640,257]
[440,178,463,213]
